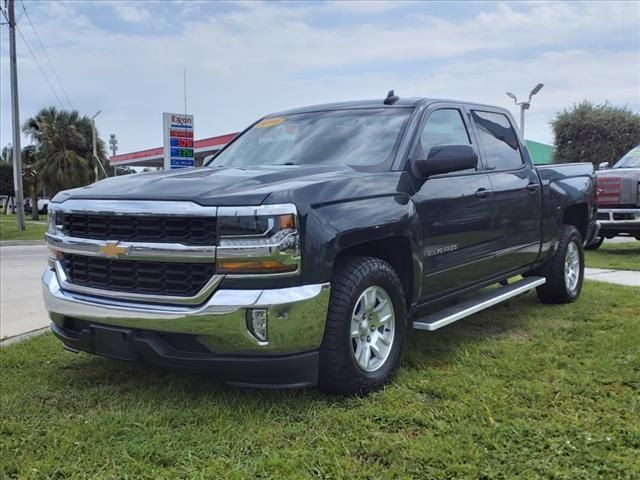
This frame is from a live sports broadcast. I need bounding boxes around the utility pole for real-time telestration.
[8,0,25,230]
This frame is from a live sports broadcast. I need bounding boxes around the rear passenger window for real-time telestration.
[419,109,471,159]
[471,111,523,170]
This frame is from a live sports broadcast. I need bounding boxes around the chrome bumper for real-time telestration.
[597,208,640,226]
[43,268,330,355]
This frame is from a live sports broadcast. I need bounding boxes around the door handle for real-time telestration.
[475,188,491,199]
[527,183,539,192]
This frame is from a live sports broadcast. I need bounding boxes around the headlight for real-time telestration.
[216,204,300,275]
[46,207,63,268]
[47,207,62,235]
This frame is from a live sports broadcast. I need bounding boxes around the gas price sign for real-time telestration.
[163,113,195,169]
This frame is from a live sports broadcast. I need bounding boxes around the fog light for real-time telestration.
[246,309,268,343]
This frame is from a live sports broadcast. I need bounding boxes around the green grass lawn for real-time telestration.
[585,240,640,271]
[0,214,46,242]
[1,282,639,479]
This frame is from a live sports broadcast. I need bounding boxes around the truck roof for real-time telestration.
[270,97,508,116]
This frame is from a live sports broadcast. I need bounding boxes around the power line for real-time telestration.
[19,0,73,109]
[15,23,65,109]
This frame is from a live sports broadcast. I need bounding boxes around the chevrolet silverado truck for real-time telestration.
[43,94,598,394]
[588,145,640,249]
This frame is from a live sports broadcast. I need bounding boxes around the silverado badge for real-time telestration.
[99,242,127,258]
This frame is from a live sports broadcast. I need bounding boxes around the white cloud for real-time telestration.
[110,2,167,27]
[1,0,638,153]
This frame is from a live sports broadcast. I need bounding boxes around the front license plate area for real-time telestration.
[91,325,137,361]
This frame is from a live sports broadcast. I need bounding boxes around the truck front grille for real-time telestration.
[62,213,217,245]
[63,254,216,297]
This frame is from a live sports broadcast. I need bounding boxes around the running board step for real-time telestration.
[412,276,546,331]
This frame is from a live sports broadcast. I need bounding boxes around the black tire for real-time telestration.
[584,236,604,250]
[319,256,407,395]
[536,225,584,304]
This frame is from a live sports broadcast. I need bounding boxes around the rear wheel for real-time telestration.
[536,225,584,304]
[319,257,407,395]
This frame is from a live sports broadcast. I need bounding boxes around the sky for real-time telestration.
[1,0,639,156]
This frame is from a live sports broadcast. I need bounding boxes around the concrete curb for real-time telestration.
[0,240,45,247]
[0,326,49,347]
[584,267,640,287]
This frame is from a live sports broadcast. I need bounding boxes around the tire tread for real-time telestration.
[536,225,584,304]
[319,256,406,395]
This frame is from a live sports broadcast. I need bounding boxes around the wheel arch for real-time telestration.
[334,236,418,307]
[562,202,589,241]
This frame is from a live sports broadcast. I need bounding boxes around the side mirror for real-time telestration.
[598,162,609,170]
[413,144,478,178]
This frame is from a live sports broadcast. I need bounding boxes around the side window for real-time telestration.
[419,109,471,159]
[471,110,523,170]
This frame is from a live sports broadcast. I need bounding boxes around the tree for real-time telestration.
[0,162,14,214]
[22,145,41,220]
[551,101,640,166]
[23,107,109,196]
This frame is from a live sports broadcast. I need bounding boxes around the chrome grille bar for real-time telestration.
[46,233,216,263]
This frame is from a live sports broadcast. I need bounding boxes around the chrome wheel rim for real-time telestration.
[564,241,580,293]
[350,285,395,372]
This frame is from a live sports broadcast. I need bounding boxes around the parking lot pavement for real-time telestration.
[584,268,640,287]
[0,245,49,341]
[605,236,637,244]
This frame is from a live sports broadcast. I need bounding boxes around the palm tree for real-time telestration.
[23,107,109,196]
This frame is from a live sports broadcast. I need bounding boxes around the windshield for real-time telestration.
[613,145,640,168]
[209,108,411,169]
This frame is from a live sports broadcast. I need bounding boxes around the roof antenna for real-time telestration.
[384,89,399,105]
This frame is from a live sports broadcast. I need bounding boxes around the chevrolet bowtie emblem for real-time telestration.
[99,242,127,258]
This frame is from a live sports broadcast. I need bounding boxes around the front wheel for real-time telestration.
[319,257,407,395]
[536,225,584,304]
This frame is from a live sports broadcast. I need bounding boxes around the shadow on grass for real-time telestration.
[404,288,544,358]
[52,293,543,408]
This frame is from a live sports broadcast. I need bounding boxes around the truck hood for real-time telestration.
[53,165,410,207]
[596,167,640,181]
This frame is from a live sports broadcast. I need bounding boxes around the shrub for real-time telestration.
[551,101,640,166]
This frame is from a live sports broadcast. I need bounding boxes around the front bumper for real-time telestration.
[50,321,319,388]
[597,208,640,235]
[43,268,330,386]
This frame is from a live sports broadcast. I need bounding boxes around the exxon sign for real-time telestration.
[163,113,195,170]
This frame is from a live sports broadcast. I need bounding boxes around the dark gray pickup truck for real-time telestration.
[590,145,640,248]
[43,94,598,394]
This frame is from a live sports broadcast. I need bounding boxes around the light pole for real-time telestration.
[109,134,118,176]
[506,83,544,136]
[91,110,108,181]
